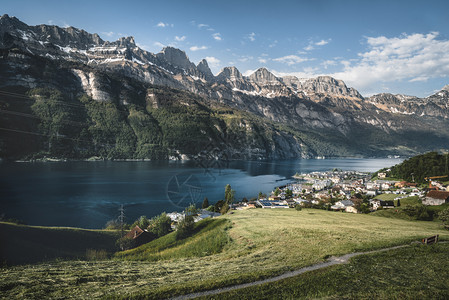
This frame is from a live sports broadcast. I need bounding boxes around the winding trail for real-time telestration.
[170,244,410,300]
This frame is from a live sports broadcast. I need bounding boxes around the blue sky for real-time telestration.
[3,0,449,97]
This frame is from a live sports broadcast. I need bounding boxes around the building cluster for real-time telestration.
[233,170,449,213]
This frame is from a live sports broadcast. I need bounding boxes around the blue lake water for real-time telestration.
[0,158,402,228]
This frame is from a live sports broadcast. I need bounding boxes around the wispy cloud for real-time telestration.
[205,56,221,67]
[315,39,330,46]
[101,31,115,38]
[273,55,309,65]
[212,33,222,41]
[258,58,268,64]
[136,43,151,51]
[238,55,254,62]
[304,38,332,51]
[331,32,449,90]
[247,32,256,42]
[157,22,174,28]
[190,45,208,51]
[175,35,186,42]
[154,41,165,49]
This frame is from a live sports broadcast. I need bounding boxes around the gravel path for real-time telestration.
[170,244,409,300]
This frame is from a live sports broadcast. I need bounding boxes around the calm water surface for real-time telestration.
[0,158,402,228]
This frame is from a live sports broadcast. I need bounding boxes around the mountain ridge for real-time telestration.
[1,14,448,160]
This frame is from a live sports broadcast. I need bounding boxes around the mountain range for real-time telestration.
[1,14,448,160]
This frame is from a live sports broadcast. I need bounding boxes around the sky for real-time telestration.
[2,0,449,97]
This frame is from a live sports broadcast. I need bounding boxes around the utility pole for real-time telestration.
[118,204,125,237]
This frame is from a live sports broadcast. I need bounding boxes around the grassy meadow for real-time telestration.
[1,209,449,299]
[200,243,449,299]
[0,222,119,265]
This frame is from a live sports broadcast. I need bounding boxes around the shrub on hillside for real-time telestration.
[438,207,449,226]
[176,215,195,240]
[402,204,433,221]
[148,213,172,237]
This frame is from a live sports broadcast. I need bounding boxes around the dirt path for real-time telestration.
[170,244,409,300]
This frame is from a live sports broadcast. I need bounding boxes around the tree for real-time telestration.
[285,188,293,199]
[214,200,225,213]
[225,184,235,205]
[438,207,449,225]
[274,187,281,196]
[221,202,230,214]
[148,213,172,237]
[185,204,198,216]
[176,215,195,239]
[202,197,209,209]
[132,215,151,229]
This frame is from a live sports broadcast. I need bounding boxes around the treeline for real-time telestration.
[387,152,449,183]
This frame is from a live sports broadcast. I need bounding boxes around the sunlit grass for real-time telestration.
[1,209,448,299]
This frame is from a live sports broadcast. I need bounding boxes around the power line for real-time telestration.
[0,127,115,147]
[0,109,89,127]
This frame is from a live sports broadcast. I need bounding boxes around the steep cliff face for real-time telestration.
[1,14,448,159]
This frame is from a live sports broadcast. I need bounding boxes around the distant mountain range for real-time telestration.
[1,14,448,160]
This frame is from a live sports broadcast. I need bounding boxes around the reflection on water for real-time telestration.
[0,158,402,228]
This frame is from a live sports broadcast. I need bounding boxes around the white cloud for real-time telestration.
[154,41,165,49]
[102,31,115,38]
[157,22,173,28]
[331,32,449,90]
[205,56,220,67]
[273,55,309,65]
[175,35,186,42]
[136,43,151,51]
[238,55,254,62]
[247,32,256,42]
[304,44,314,51]
[258,58,268,64]
[48,20,54,25]
[315,39,331,46]
[321,60,337,69]
[304,39,331,51]
[198,23,209,29]
[212,33,222,41]
[190,45,208,51]
[243,69,258,76]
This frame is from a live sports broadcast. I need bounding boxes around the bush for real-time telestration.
[438,207,449,225]
[105,219,121,230]
[295,204,302,211]
[116,236,136,251]
[148,213,172,237]
[176,215,195,240]
[220,202,230,214]
[402,204,433,221]
[131,215,151,229]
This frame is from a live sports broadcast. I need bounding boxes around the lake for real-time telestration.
[0,158,402,228]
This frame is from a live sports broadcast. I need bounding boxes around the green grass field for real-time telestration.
[374,193,398,201]
[200,243,449,299]
[0,222,119,265]
[1,209,449,299]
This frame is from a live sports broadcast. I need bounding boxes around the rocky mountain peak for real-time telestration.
[249,68,279,84]
[115,36,136,47]
[442,84,449,92]
[300,76,362,99]
[0,14,28,31]
[156,46,194,70]
[197,59,214,80]
[216,66,243,82]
